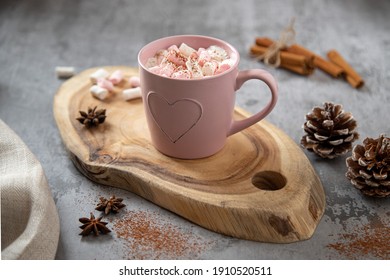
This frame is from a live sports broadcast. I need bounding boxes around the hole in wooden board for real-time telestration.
[251,171,287,191]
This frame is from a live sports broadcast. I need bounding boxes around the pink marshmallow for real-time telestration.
[129,76,140,88]
[108,70,123,85]
[160,63,176,77]
[197,50,211,66]
[166,49,187,66]
[215,63,231,75]
[189,51,199,61]
[97,78,114,91]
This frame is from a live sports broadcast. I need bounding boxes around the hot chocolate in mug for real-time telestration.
[138,35,278,159]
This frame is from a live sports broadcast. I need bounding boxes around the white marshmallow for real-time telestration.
[186,59,203,78]
[149,65,162,75]
[168,44,180,52]
[55,66,75,79]
[220,58,236,67]
[145,57,158,68]
[156,49,168,64]
[122,87,142,101]
[207,45,228,61]
[171,70,192,79]
[179,43,196,57]
[90,68,110,84]
[202,61,218,76]
[229,52,238,62]
[90,85,109,100]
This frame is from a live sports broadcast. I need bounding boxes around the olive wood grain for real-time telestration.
[54,66,325,243]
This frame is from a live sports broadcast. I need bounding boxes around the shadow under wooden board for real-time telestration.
[54,66,325,243]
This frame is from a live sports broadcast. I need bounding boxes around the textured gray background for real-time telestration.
[0,0,389,259]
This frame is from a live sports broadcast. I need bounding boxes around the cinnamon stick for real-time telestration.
[255,37,315,69]
[250,45,307,67]
[255,37,274,48]
[314,56,345,78]
[327,50,364,88]
[250,45,313,75]
[281,63,314,76]
[254,37,364,88]
[286,45,344,78]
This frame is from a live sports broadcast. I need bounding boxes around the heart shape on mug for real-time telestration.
[147,92,203,143]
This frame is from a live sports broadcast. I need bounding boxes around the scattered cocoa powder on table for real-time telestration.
[112,210,214,259]
[327,221,390,259]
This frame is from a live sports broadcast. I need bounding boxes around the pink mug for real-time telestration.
[138,35,278,159]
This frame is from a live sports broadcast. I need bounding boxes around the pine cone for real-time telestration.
[76,106,106,127]
[346,135,390,197]
[301,102,359,159]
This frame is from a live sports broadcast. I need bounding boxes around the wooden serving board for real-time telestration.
[54,66,325,243]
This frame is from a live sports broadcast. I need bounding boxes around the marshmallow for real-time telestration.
[147,44,235,79]
[129,76,140,88]
[186,59,203,78]
[97,78,114,91]
[207,45,228,61]
[220,58,235,67]
[215,63,231,75]
[159,63,176,77]
[156,50,168,64]
[171,70,192,79]
[197,50,211,66]
[108,70,123,85]
[149,65,163,75]
[55,66,76,79]
[229,52,238,62]
[179,43,196,57]
[166,49,187,67]
[202,61,218,76]
[168,44,180,52]
[90,68,110,84]
[197,47,206,55]
[90,85,109,100]
[122,87,142,101]
[145,57,158,68]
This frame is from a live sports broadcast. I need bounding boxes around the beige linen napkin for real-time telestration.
[1,119,59,259]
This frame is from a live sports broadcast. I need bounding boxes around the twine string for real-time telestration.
[260,18,296,67]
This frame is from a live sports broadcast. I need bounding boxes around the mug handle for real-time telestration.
[228,69,278,136]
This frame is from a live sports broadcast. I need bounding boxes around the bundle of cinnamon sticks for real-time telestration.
[250,37,364,88]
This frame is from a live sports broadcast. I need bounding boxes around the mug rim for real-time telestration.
[138,34,240,81]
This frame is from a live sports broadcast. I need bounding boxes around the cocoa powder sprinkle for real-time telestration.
[327,222,390,259]
[112,210,213,259]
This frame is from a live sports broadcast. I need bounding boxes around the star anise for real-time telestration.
[95,195,126,215]
[79,212,111,236]
[76,106,106,127]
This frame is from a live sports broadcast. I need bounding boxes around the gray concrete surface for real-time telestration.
[1,0,389,259]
